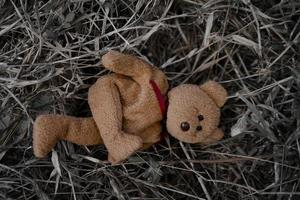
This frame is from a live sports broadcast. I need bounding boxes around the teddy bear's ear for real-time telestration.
[200,81,228,107]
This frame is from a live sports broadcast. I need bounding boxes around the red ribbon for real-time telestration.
[149,80,167,116]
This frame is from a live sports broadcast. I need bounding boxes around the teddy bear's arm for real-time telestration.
[88,77,143,164]
[200,81,228,107]
[102,51,153,82]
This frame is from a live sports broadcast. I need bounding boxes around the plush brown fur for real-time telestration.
[33,51,227,164]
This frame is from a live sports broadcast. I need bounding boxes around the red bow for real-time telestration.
[149,80,167,116]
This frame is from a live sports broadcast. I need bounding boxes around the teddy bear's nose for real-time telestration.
[198,115,204,121]
[196,125,202,131]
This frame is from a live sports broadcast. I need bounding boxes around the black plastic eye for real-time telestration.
[196,125,202,131]
[198,115,204,121]
[180,122,190,131]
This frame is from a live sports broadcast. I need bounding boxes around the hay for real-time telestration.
[0,0,300,199]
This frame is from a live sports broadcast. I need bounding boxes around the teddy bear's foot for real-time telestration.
[33,115,61,158]
[107,133,143,164]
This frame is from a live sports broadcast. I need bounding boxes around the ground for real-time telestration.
[0,0,300,199]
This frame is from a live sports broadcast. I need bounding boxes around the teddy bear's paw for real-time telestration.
[109,134,143,164]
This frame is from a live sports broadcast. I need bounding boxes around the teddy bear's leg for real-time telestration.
[88,77,143,163]
[33,115,103,158]
[102,51,153,83]
[63,117,103,145]
[202,128,224,144]
[33,115,70,158]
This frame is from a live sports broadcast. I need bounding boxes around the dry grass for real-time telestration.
[1,0,300,199]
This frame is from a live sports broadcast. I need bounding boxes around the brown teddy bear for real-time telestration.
[33,51,227,164]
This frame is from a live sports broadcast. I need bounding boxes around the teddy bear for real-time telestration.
[33,51,227,164]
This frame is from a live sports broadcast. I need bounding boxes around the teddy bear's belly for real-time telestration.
[121,95,163,133]
[123,112,161,133]
[111,76,164,134]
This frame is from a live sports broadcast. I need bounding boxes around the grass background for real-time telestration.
[1,0,300,199]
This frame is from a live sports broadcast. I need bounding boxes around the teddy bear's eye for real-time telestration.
[180,122,190,131]
[198,115,204,121]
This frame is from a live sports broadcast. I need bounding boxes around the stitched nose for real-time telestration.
[198,115,204,121]
[196,125,202,131]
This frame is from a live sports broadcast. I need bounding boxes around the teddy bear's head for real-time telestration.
[166,81,227,144]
